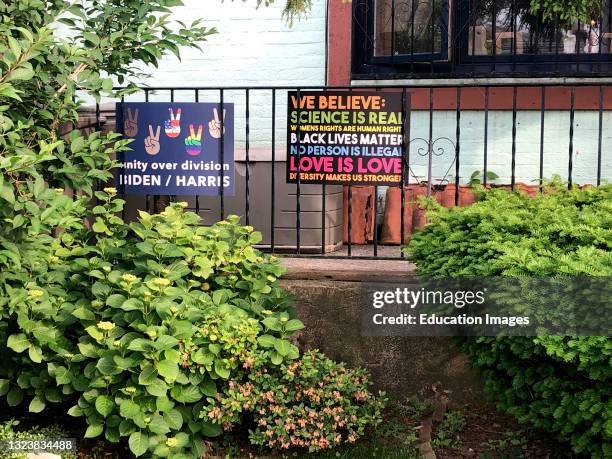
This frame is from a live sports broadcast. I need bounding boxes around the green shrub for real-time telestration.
[0,195,299,458]
[0,195,386,457]
[403,184,612,457]
[202,350,386,452]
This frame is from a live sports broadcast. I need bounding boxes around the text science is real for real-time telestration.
[116,102,234,196]
[286,91,406,186]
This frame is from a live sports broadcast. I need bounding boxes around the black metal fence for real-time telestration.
[90,82,611,260]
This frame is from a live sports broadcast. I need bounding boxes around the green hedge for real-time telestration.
[404,184,612,457]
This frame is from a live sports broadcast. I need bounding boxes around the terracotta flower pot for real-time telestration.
[380,184,428,244]
[343,186,375,244]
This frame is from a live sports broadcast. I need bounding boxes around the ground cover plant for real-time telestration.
[404,184,612,457]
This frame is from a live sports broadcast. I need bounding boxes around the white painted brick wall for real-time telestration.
[408,111,612,185]
[140,0,326,88]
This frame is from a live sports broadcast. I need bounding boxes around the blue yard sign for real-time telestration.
[116,102,234,196]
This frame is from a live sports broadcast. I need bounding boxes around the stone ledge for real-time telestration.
[280,256,416,282]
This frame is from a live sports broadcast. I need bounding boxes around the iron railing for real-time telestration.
[353,0,612,78]
[87,82,611,260]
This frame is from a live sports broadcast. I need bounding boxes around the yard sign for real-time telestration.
[116,102,234,196]
[286,91,406,186]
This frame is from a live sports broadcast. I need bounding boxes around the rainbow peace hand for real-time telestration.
[184,124,203,156]
[164,108,182,138]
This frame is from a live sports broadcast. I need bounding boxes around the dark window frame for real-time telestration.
[352,0,612,78]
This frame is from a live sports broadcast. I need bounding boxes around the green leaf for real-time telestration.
[106,294,126,308]
[7,387,23,406]
[256,334,277,348]
[28,345,43,363]
[283,319,305,333]
[28,396,46,413]
[139,365,158,385]
[72,306,95,320]
[119,399,140,419]
[97,355,121,375]
[270,351,283,365]
[78,342,99,358]
[92,220,109,233]
[163,409,183,430]
[128,338,153,352]
[7,333,30,353]
[95,395,115,417]
[5,67,34,82]
[85,325,104,341]
[67,405,84,417]
[54,366,71,385]
[274,339,297,357]
[156,396,174,412]
[0,177,15,204]
[148,414,170,435]
[156,360,179,383]
[7,36,21,59]
[145,378,168,397]
[214,360,230,379]
[84,422,104,438]
[0,379,10,396]
[154,335,179,351]
[201,378,217,397]
[262,317,282,331]
[129,432,149,457]
[192,349,214,365]
[170,384,202,403]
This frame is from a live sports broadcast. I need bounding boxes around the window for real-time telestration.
[353,0,612,77]
[468,1,611,56]
[373,0,449,59]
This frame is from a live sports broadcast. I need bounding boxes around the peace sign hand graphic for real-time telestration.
[164,108,182,138]
[185,124,203,156]
[144,125,161,155]
[208,108,226,139]
[124,108,139,137]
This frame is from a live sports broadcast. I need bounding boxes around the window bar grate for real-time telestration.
[145,88,150,213]
[454,87,461,206]
[195,89,200,215]
[568,86,575,188]
[597,85,604,186]
[410,0,416,73]
[296,88,301,254]
[271,89,276,253]
[539,86,546,191]
[391,0,396,65]
[400,88,408,255]
[347,86,353,257]
[245,89,250,226]
[483,87,489,186]
[219,89,225,220]
[511,86,517,191]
